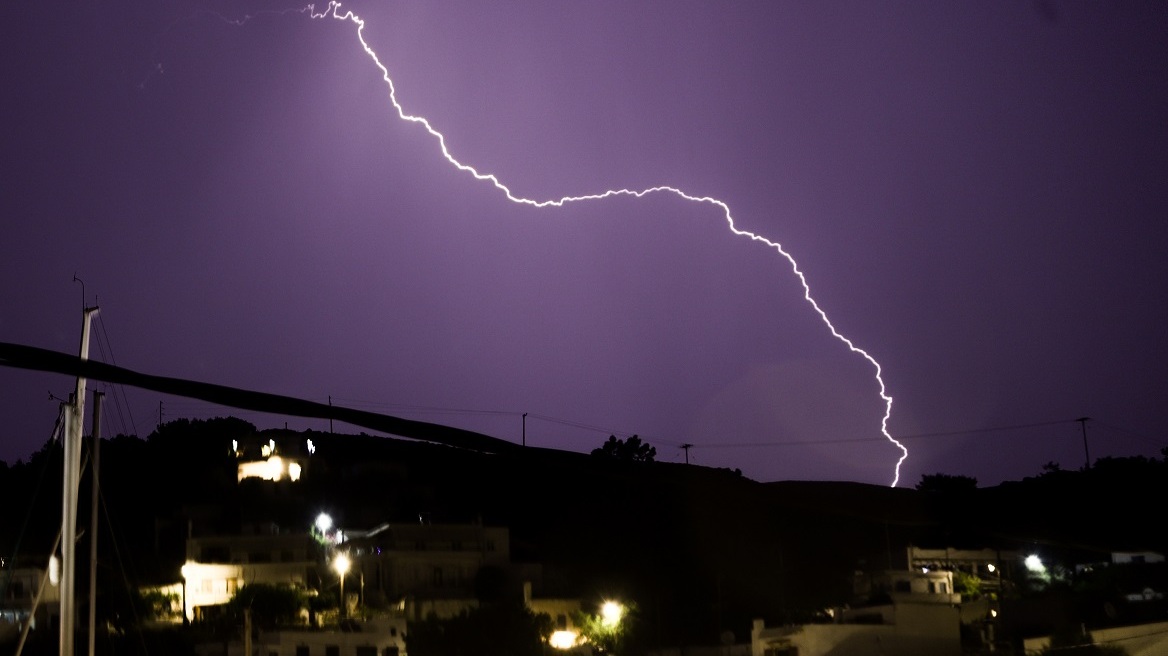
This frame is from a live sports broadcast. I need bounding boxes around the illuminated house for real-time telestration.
[181,523,321,622]
[906,545,1018,595]
[853,569,961,605]
[341,520,511,621]
[234,433,315,483]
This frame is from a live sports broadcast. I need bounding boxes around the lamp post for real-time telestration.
[316,512,334,535]
[595,600,626,654]
[601,600,624,628]
[334,553,351,619]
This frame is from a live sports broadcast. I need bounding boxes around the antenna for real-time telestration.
[73,273,85,310]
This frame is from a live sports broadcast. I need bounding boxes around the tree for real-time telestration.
[915,473,977,493]
[226,583,306,630]
[591,435,656,463]
[573,600,636,655]
[951,570,981,599]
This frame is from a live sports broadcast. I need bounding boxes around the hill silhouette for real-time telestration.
[2,419,1164,649]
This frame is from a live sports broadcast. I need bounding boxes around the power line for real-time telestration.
[136,398,1121,458]
[94,314,138,436]
[32,355,1159,463]
[328,396,519,418]
[0,341,520,455]
[1090,418,1166,451]
[689,419,1082,450]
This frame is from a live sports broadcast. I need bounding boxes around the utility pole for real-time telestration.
[329,396,334,434]
[1076,417,1092,470]
[522,413,527,447]
[681,443,693,465]
[158,401,164,431]
[243,608,252,656]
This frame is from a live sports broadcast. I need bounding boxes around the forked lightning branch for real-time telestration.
[213,1,911,486]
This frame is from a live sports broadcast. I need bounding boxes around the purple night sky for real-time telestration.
[3,1,1166,486]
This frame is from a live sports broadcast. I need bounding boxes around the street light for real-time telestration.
[315,513,334,534]
[1024,554,1045,573]
[334,553,351,618]
[601,600,624,628]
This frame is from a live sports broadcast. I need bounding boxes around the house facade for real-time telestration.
[752,569,962,656]
[182,525,321,622]
[342,521,510,621]
[0,565,60,641]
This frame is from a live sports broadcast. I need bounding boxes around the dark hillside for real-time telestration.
[3,421,1164,649]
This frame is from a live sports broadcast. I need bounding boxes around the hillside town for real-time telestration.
[2,418,1166,655]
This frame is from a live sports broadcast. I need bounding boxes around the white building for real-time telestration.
[1023,620,1168,656]
[257,616,408,656]
[233,434,314,483]
[752,569,962,656]
[182,525,320,622]
[343,521,510,621]
[0,565,60,641]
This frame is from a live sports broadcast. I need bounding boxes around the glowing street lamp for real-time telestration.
[1024,554,1045,573]
[601,600,624,628]
[334,553,351,618]
[315,513,334,534]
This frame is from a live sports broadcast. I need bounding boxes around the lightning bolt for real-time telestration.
[246,2,911,485]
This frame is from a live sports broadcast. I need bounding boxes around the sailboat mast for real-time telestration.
[61,305,98,656]
[87,392,103,656]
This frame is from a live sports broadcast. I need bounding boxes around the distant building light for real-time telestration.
[237,455,309,483]
[987,563,996,573]
[1025,555,1045,573]
[549,630,580,650]
[49,555,60,586]
[307,439,315,455]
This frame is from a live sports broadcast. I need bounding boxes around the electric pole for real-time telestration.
[522,413,527,447]
[681,443,693,465]
[1076,417,1092,469]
